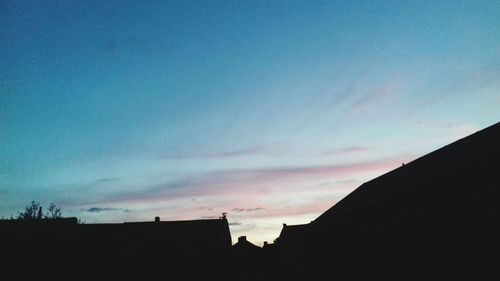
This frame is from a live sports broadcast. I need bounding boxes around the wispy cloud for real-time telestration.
[232,207,265,213]
[407,63,500,119]
[200,215,218,219]
[325,68,370,109]
[79,177,120,189]
[161,146,270,160]
[216,147,268,158]
[415,120,481,141]
[90,154,411,207]
[322,146,371,156]
[346,78,402,117]
[295,68,371,131]
[82,207,130,213]
[234,157,402,183]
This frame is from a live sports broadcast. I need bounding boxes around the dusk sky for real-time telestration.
[1,1,499,245]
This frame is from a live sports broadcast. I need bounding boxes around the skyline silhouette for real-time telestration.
[2,121,499,280]
[2,0,499,246]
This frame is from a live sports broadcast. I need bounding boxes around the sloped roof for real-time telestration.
[278,224,309,240]
[314,121,500,228]
[233,236,261,251]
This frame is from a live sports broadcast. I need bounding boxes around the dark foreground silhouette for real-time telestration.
[270,121,500,281]
[2,121,499,281]
[1,216,231,281]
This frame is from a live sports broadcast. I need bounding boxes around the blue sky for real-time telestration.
[1,0,499,245]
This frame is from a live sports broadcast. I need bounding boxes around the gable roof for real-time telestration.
[233,236,261,251]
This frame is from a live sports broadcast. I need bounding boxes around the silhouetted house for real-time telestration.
[1,216,232,281]
[231,236,263,280]
[233,236,261,255]
[274,121,500,280]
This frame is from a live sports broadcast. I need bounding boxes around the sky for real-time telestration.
[1,0,499,245]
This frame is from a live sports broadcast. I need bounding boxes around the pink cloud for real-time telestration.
[239,155,404,184]
[321,146,371,156]
[84,154,412,209]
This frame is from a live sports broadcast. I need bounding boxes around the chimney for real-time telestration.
[263,241,268,247]
[155,216,160,223]
[238,236,247,243]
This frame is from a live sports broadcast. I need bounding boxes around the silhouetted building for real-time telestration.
[231,236,263,280]
[233,236,261,254]
[1,216,232,281]
[272,121,500,280]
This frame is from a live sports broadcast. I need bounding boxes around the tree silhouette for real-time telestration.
[14,201,63,220]
[45,203,62,219]
[15,200,41,219]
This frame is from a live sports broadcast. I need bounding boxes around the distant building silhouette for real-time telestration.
[233,236,261,254]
